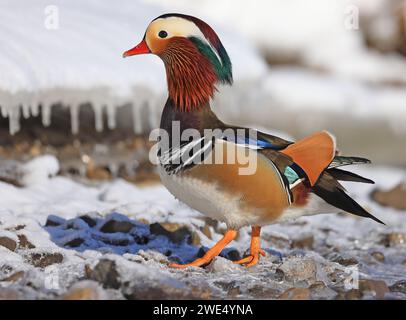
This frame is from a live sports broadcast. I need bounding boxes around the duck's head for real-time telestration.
[123,13,232,111]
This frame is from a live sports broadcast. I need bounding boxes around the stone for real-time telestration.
[389,280,406,294]
[371,251,385,263]
[277,258,317,282]
[29,252,64,268]
[278,287,310,300]
[79,215,97,227]
[1,271,25,283]
[359,279,389,299]
[63,281,106,300]
[100,220,134,233]
[0,236,17,252]
[150,223,193,244]
[18,234,35,249]
[64,238,85,247]
[0,287,21,300]
[247,285,279,299]
[200,224,212,239]
[291,235,314,249]
[87,259,120,289]
[222,249,241,262]
[381,233,406,247]
[45,215,66,227]
[207,257,240,273]
[332,255,359,266]
[263,234,290,248]
[308,282,337,299]
[371,183,406,210]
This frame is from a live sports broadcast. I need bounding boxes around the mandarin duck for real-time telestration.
[123,13,383,268]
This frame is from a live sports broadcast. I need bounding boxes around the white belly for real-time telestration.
[158,165,264,229]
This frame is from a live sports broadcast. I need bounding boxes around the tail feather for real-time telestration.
[313,171,384,225]
[281,131,336,186]
[329,156,371,169]
[327,168,375,184]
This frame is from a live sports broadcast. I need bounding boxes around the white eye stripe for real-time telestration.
[152,17,223,66]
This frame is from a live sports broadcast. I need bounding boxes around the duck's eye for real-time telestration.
[158,30,168,38]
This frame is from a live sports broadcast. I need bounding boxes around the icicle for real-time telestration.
[31,103,39,117]
[93,103,104,132]
[70,104,80,134]
[106,104,116,130]
[41,104,51,127]
[132,102,143,134]
[8,105,21,135]
[0,104,7,117]
[147,98,159,129]
[22,104,30,119]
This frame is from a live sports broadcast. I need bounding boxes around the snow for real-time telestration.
[0,155,405,299]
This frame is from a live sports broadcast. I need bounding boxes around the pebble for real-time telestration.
[371,183,406,210]
[0,236,17,252]
[87,259,121,289]
[29,252,64,268]
[279,287,310,300]
[277,258,317,283]
[359,279,389,299]
[291,235,314,249]
[100,220,134,233]
[389,280,406,294]
[17,234,35,249]
[207,257,240,273]
[371,251,385,263]
[150,223,193,244]
[381,233,406,247]
[63,281,106,300]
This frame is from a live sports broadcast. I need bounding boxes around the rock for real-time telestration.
[215,281,241,298]
[100,220,134,233]
[291,235,314,249]
[45,215,66,227]
[64,238,85,247]
[125,282,211,300]
[63,281,106,300]
[1,271,25,283]
[0,287,21,300]
[29,252,63,268]
[18,234,35,249]
[277,258,317,283]
[200,224,212,239]
[263,234,290,248]
[371,251,385,263]
[381,233,406,247]
[331,253,359,266]
[371,183,406,210]
[0,236,17,252]
[150,223,193,244]
[389,280,406,294]
[207,257,240,273]
[278,287,310,300]
[87,259,120,289]
[359,279,389,299]
[336,289,363,300]
[308,282,337,299]
[222,249,241,262]
[247,285,279,299]
[86,165,111,180]
[79,215,97,227]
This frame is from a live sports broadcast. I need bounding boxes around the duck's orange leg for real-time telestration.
[234,226,265,267]
[169,229,238,269]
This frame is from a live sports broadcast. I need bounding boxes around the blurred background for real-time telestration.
[0,0,405,187]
